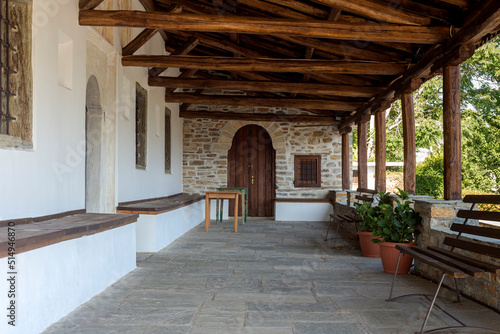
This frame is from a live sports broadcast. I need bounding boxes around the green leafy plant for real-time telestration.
[355,191,391,233]
[372,189,422,243]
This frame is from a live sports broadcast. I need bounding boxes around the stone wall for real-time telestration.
[183,118,345,198]
[413,199,500,311]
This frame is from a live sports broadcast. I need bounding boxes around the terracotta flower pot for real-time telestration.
[379,242,415,274]
[357,231,381,257]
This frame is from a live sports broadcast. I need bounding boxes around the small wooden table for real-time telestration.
[216,187,248,224]
[205,191,240,232]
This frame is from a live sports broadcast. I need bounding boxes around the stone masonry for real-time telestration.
[183,118,344,198]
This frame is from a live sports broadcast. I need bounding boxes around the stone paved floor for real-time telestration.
[44,219,500,334]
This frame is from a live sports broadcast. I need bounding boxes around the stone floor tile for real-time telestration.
[292,322,367,334]
[41,220,500,334]
[145,326,190,334]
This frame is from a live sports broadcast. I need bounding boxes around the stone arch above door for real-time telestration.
[217,121,285,154]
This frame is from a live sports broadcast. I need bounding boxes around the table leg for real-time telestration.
[205,196,210,232]
[216,199,220,224]
[220,200,224,223]
[234,194,239,233]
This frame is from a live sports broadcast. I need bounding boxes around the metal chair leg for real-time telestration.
[420,274,446,334]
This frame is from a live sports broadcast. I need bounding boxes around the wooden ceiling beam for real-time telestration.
[149,77,382,97]
[123,55,408,75]
[166,93,362,111]
[180,110,338,124]
[310,0,431,25]
[78,10,451,44]
[164,69,198,95]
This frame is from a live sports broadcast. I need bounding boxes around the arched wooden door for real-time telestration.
[228,125,275,217]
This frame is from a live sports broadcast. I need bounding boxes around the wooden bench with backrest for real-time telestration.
[388,194,500,334]
[325,188,378,243]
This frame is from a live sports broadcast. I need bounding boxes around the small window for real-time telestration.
[164,107,171,174]
[294,155,321,187]
[135,83,147,169]
[0,1,33,149]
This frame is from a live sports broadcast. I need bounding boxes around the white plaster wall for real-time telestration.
[117,33,183,202]
[0,1,87,219]
[275,202,333,221]
[0,223,136,334]
[136,201,205,252]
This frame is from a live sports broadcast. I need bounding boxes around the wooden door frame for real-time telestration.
[227,125,276,217]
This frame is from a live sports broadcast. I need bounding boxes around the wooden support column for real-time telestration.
[375,107,388,192]
[402,92,416,194]
[357,119,369,189]
[443,65,462,200]
[340,127,352,190]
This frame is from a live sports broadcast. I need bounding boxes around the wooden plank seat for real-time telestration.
[325,188,378,243]
[116,193,204,215]
[0,211,139,258]
[388,195,500,334]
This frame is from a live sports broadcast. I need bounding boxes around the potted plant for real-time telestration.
[355,192,391,257]
[372,189,422,274]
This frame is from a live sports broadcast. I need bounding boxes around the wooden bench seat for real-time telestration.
[117,193,205,252]
[325,188,378,242]
[388,194,500,334]
[116,193,204,215]
[0,211,138,258]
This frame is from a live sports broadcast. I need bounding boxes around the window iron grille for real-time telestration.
[294,155,322,187]
[0,0,17,135]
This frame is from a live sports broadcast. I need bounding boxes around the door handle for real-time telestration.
[251,176,255,185]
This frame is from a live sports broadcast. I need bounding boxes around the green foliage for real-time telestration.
[380,37,500,195]
[355,192,391,232]
[415,153,444,198]
[372,189,422,243]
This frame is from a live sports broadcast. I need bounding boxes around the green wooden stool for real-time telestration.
[216,187,248,224]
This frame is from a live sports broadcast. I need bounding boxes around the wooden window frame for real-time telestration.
[164,107,171,174]
[294,155,322,188]
[135,82,147,170]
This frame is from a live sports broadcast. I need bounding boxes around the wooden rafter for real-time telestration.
[150,77,382,98]
[166,93,362,111]
[339,0,500,131]
[78,10,451,44]
[149,37,199,77]
[122,28,159,56]
[123,55,408,75]
[79,0,105,10]
[310,0,431,25]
